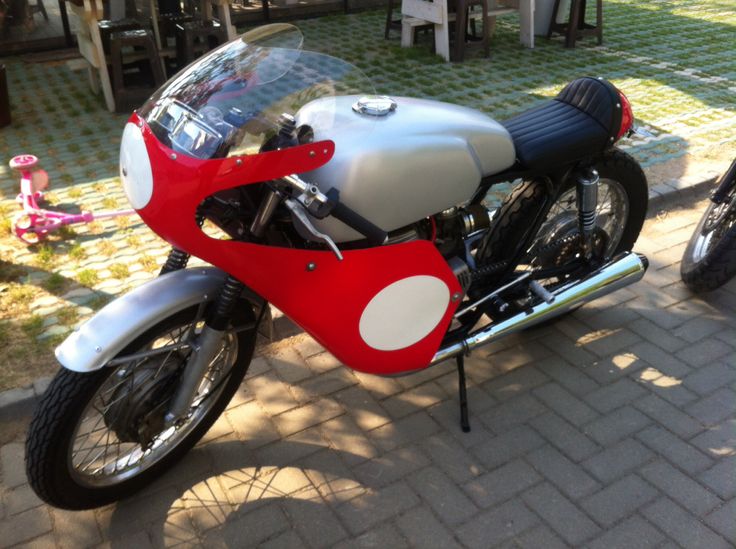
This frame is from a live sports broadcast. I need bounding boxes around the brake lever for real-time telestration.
[283,198,343,261]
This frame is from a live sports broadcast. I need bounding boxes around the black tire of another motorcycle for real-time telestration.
[25,302,256,510]
[681,185,736,293]
[483,148,648,269]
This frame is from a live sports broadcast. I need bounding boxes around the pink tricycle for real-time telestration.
[10,155,136,244]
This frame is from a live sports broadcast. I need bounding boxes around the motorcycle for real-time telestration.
[25,23,649,510]
[681,157,736,292]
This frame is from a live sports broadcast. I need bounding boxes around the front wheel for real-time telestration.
[25,301,256,510]
[681,183,736,293]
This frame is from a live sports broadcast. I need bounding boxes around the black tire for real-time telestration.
[681,186,736,293]
[481,148,648,268]
[26,302,256,510]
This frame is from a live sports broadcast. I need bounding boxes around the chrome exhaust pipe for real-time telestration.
[431,252,648,365]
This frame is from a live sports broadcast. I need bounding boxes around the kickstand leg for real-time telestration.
[456,354,470,432]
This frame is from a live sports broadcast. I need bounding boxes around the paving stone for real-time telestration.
[521,483,601,545]
[280,491,348,547]
[226,400,282,449]
[305,352,342,374]
[582,352,648,384]
[0,443,26,489]
[246,371,301,416]
[335,482,419,535]
[3,483,43,516]
[421,433,483,484]
[704,499,736,542]
[463,460,540,509]
[640,460,722,517]
[526,445,600,500]
[353,445,430,489]
[480,365,549,401]
[683,362,736,396]
[641,497,730,549]
[479,393,546,433]
[529,412,601,462]
[367,411,440,452]
[690,419,736,459]
[678,338,733,368]
[636,425,713,474]
[470,425,546,469]
[333,386,391,432]
[255,425,329,468]
[408,466,479,526]
[635,368,699,407]
[583,438,654,483]
[581,474,659,527]
[0,387,34,409]
[267,347,312,384]
[381,381,447,419]
[180,478,235,534]
[508,524,568,549]
[351,371,403,399]
[674,316,732,344]
[579,327,641,358]
[147,509,199,547]
[427,399,497,449]
[456,498,539,549]
[293,336,324,360]
[633,393,704,439]
[334,522,409,549]
[686,388,736,427]
[320,414,379,466]
[584,377,648,413]
[259,529,307,549]
[629,317,688,353]
[586,515,665,549]
[628,341,692,378]
[395,506,463,549]
[0,506,52,546]
[272,398,344,437]
[532,383,599,426]
[217,502,288,546]
[584,406,651,446]
[298,368,359,400]
[533,354,600,396]
[301,448,365,504]
[698,456,736,500]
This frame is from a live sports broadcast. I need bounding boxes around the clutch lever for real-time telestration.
[283,198,343,261]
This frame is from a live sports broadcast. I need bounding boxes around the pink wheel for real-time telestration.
[10,155,39,170]
[13,213,49,245]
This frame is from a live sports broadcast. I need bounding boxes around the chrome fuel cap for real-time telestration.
[352,96,397,116]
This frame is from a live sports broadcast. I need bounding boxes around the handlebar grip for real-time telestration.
[330,200,387,246]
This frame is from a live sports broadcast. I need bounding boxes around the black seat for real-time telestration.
[502,77,624,172]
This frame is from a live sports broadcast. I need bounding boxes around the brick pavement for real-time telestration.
[1,191,735,547]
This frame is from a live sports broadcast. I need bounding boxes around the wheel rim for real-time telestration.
[691,189,736,263]
[527,177,629,266]
[67,317,239,487]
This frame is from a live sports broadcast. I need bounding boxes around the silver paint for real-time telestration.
[296,96,516,242]
[56,268,228,372]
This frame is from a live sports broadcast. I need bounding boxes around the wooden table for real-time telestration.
[67,0,237,112]
[401,0,535,61]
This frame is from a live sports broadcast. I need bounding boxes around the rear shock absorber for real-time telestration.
[576,168,600,260]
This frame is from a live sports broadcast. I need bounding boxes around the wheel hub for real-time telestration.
[104,356,184,446]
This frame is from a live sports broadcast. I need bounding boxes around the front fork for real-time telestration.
[576,167,600,260]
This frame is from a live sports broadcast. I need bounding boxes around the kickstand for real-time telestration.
[456,354,470,432]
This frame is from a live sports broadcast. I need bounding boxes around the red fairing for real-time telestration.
[130,114,461,375]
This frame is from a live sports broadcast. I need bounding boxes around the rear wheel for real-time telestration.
[481,148,647,273]
[681,183,736,292]
[26,302,256,510]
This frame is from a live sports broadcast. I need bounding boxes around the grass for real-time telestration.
[76,268,99,287]
[41,272,68,294]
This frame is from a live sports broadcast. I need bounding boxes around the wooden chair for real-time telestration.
[547,0,602,48]
[110,28,165,112]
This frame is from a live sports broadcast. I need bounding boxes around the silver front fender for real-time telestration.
[56,268,228,373]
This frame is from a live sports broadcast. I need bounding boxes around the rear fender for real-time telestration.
[56,268,228,373]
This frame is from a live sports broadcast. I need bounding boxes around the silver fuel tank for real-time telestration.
[296,96,516,243]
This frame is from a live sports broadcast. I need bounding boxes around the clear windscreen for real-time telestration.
[138,24,375,160]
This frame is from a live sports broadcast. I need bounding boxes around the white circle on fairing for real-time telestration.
[119,122,153,209]
[359,275,450,351]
